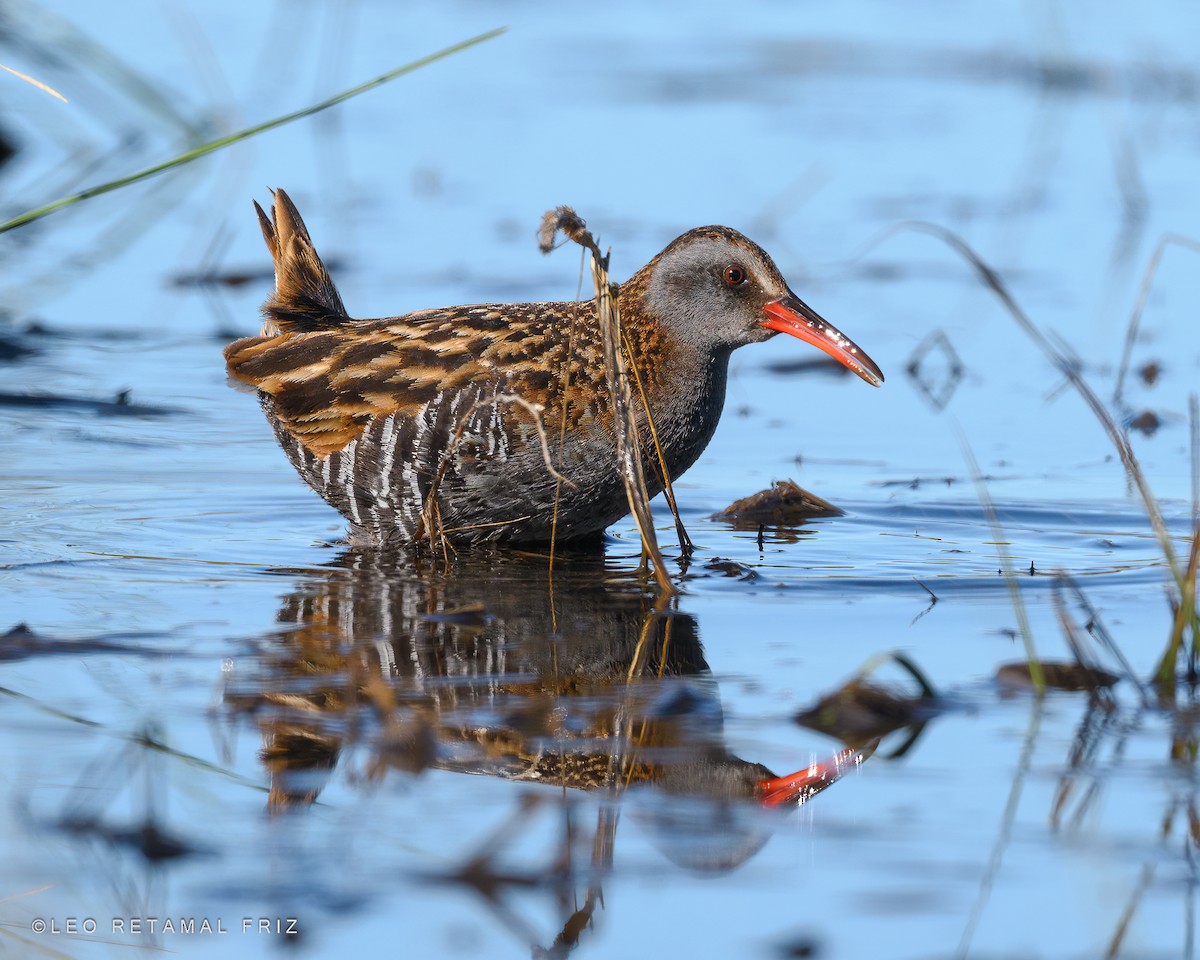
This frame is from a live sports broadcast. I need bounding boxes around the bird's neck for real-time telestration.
[615,281,732,483]
[648,347,731,483]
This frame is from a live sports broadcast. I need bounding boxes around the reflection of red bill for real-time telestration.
[757,741,879,807]
[762,294,884,388]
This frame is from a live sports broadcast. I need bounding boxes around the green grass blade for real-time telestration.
[0,27,506,235]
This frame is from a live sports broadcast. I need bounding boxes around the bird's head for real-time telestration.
[627,226,883,387]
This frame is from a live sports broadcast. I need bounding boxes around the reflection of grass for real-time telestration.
[957,698,1043,956]
[0,28,505,235]
[908,222,1199,693]
[0,683,265,791]
[957,427,1043,691]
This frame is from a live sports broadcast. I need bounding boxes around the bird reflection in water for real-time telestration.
[225,548,871,955]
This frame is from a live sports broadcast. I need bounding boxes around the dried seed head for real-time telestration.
[538,205,597,257]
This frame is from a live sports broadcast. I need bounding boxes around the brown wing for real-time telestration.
[224,303,600,458]
[229,188,671,460]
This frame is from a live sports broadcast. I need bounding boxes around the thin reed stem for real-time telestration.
[957,424,1043,692]
[0,29,505,235]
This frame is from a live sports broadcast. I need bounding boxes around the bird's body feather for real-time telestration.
[224,190,880,545]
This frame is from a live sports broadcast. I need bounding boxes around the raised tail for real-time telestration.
[254,188,349,334]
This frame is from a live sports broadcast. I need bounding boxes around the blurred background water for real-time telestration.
[2,2,1199,957]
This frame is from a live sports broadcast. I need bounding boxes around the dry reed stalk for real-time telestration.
[539,206,676,594]
[590,255,675,593]
[955,698,1043,958]
[622,331,694,554]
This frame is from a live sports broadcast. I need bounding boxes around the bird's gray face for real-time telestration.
[639,227,884,386]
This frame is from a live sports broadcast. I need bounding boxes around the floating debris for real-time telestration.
[996,660,1119,692]
[711,480,842,527]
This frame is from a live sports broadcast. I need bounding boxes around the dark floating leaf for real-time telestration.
[995,660,1119,691]
[711,480,842,527]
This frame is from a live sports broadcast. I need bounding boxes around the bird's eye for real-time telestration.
[723,264,747,287]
